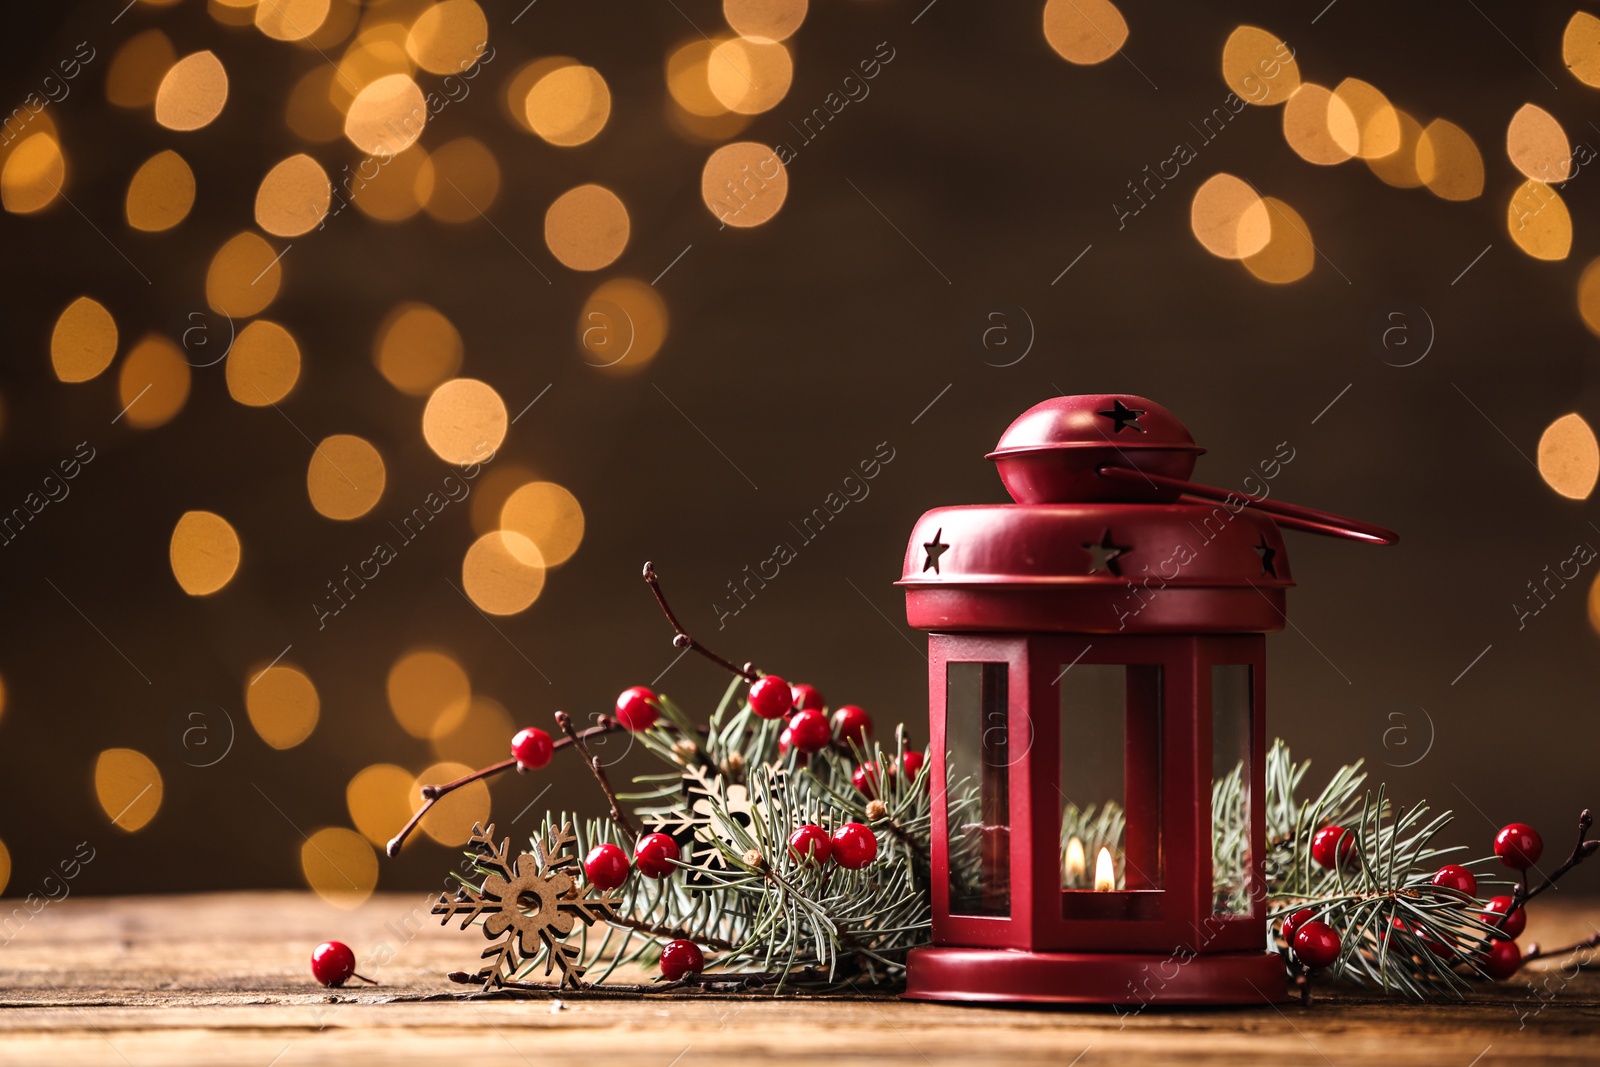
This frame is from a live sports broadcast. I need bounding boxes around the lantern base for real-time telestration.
[903,946,1291,1006]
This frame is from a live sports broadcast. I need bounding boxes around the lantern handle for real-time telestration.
[1096,465,1399,546]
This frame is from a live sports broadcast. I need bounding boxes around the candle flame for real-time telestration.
[1094,846,1115,892]
[1064,836,1086,884]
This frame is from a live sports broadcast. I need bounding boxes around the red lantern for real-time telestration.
[898,395,1395,1005]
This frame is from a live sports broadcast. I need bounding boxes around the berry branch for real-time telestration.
[555,710,639,841]
[1511,808,1598,911]
[643,560,759,681]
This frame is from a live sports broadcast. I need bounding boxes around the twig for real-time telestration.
[603,913,737,952]
[387,717,627,856]
[1522,931,1600,964]
[643,561,759,681]
[556,710,639,840]
[1513,809,1598,910]
[448,968,818,995]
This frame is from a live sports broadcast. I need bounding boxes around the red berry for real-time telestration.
[748,676,791,719]
[511,727,554,770]
[900,750,926,778]
[659,939,704,982]
[1494,823,1542,871]
[790,683,825,712]
[788,708,833,753]
[1292,920,1341,969]
[634,833,681,879]
[1280,907,1316,942]
[1311,825,1356,869]
[1482,937,1522,980]
[788,824,832,865]
[583,843,630,890]
[1431,863,1478,897]
[311,941,357,987]
[852,762,881,797]
[831,705,872,746]
[615,686,659,731]
[830,822,878,869]
[1482,895,1526,939]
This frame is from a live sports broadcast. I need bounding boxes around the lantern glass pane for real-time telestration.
[1211,664,1253,916]
[945,661,1010,917]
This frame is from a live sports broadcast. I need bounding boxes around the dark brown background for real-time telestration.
[0,0,1595,896]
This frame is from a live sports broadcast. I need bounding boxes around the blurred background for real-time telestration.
[0,0,1597,904]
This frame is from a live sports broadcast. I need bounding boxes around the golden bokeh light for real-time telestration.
[431,696,514,768]
[504,57,573,132]
[578,277,669,373]
[51,297,118,383]
[345,73,427,156]
[304,0,360,48]
[1415,119,1484,201]
[725,0,807,41]
[422,378,507,464]
[1042,0,1129,66]
[468,463,535,535]
[352,144,432,221]
[1367,109,1424,188]
[1330,79,1399,160]
[387,649,472,739]
[255,0,331,41]
[411,761,490,846]
[126,150,195,232]
[226,320,302,406]
[1576,257,1600,338]
[170,510,241,595]
[463,531,545,615]
[206,231,283,318]
[1506,180,1571,261]
[666,99,754,144]
[245,663,320,749]
[525,64,611,147]
[347,764,416,847]
[1282,83,1357,166]
[0,838,8,897]
[545,184,630,270]
[702,141,788,227]
[155,51,229,131]
[307,434,387,520]
[286,67,345,142]
[667,39,732,118]
[332,22,415,112]
[421,137,499,222]
[1243,197,1314,284]
[1190,173,1270,260]
[255,153,332,237]
[1592,571,1600,637]
[407,0,488,74]
[374,302,462,394]
[118,335,191,430]
[209,0,259,27]
[107,29,177,109]
[1,133,65,215]
[1538,413,1599,500]
[95,748,164,832]
[1506,103,1571,183]
[500,481,584,567]
[300,826,378,908]
[1221,25,1299,106]
[1563,11,1600,88]
[708,36,793,114]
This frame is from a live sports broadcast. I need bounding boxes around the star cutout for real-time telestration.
[1083,529,1130,576]
[1096,398,1146,433]
[1254,537,1278,578]
[922,528,949,574]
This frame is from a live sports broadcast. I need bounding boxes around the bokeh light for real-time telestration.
[352,144,433,221]
[1537,413,1599,500]
[1506,180,1571,261]
[1577,257,1600,337]
[500,481,584,567]
[1,133,65,215]
[226,320,302,406]
[578,277,669,373]
[1190,173,1270,260]
[1221,26,1299,106]
[95,748,164,832]
[255,0,331,41]
[169,510,241,596]
[1042,0,1129,66]
[300,826,378,908]
[374,302,462,394]
[155,51,229,131]
[468,463,535,535]
[1506,103,1571,183]
[545,184,630,270]
[1415,119,1484,201]
[406,0,488,75]
[387,648,472,738]
[667,39,733,118]
[422,378,507,464]
[332,22,415,113]
[1242,197,1314,284]
[126,150,196,232]
[286,67,345,142]
[245,663,320,749]
[462,530,545,615]
[431,695,514,767]
[1282,83,1356,166]
[525,64,611,146]
[708,37,794,114]
[346,764,415,847]
[255,153,332,236]
[206,232,283,318]
[701,142,788,227]
[51,297,118,383]
[0,838,9,897]
[107,29,176,109]
[421,137,500,222]
[1330,79,1399,160]
[1367,110,1425,188]
[1590,572,1600,637]
[1563,11,1600,88]
[345,73,426,156]
[307,434,387,520]
[725,0,807,41]
[411,761,490,846]
[118,335,191,429]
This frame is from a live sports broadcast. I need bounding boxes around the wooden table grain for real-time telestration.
[0,892,1595,1066]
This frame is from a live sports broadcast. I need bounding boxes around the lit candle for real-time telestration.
[1064,836,1086,886]
[1094,846,1115,892]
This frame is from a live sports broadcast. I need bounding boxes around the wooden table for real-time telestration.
[1,892,1596,1065]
